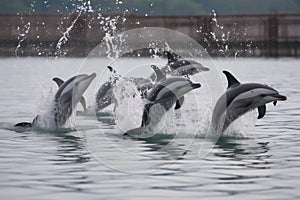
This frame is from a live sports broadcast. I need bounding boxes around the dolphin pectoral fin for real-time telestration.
[175,96,185,110]
[273,101,277,106]
[14,122,32,127]
[257,105,266,119]
[141,103,153,127]
[80,97,87,111]
[223,71,241,88]
[52,77,64,87]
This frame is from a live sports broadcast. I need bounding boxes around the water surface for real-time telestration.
[0,58,299,199]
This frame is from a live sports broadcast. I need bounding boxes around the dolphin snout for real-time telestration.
[274,94,287,101]
[272,94,287,106]
[192,83,201,89]
[198,65,209,72]
[89,73,97,79]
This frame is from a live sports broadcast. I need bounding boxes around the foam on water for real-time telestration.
[113,77,144,132]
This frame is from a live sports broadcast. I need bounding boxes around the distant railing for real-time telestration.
[0,13,299,57]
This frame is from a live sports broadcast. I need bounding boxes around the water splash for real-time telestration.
[15,21,31,57]
[223,110,257,137]
[97,13,128,60]
[55,11,83,57]
[211,9,224,30]
[33,82,77,129]
[33,82,56,128]
[113,78,144,132]
[55,1,94,57]
[196,10,254,57]
[103,16,123,60]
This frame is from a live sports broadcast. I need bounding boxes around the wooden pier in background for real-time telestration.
[0,13,299,57]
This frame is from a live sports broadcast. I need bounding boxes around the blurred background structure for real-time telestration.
[0,0,299,57]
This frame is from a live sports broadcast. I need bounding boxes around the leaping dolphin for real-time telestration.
[53,77,87,112]
[149,51,209,80]
[211,70,287,133]
[95,66,153,112]
[124,65,201,136]
[15,73,96,128]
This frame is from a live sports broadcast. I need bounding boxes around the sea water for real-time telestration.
[0,57,299,199]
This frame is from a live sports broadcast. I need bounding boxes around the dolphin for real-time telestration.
[124,65,201,136]
[211,70,287,133]
[53,77,87,112]
[95,66,154,112]
[15,73,96,128]
[95,77,117,112]
[149,51,209,80]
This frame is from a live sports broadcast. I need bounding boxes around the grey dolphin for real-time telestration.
[95,66,154,112]
[211,70,287,133]
[15,73,96,128]
[149,51,209,80]
[124,66,201,136]
[95,77,117,112]
[53,77,87,112]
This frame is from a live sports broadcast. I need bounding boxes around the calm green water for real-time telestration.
[0,58,299,199]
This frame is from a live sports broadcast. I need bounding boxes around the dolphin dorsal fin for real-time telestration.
[165,51,178,63]
[223,71,241,88]
[53,77,64,87]
[151,65,166,82]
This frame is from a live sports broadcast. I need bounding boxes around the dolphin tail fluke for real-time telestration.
[124,127,146,136]
[14,122,32,127]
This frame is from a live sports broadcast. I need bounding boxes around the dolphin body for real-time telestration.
[211,71,287,133]
[149,51,209,80]
[124,65,201,136]
[15,73,96,128]
[95,66,154,112]
[53,77,87,112]
[95,76,153,112]
[95,77,117,112]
